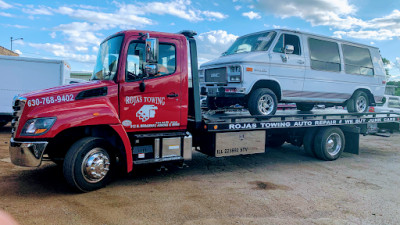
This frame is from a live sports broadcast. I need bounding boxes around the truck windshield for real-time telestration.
[224,31,276,56]
[91,35,124,81]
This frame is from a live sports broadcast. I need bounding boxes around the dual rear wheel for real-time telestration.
[303,127,345,161]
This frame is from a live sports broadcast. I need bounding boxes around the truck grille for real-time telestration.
[11,97,26,138]
[205,67,227,83]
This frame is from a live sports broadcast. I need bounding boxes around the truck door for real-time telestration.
[119,37,184,132]
[269,32,305,100]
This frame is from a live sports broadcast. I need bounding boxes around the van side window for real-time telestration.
[342,44,374,75]
[273,34,301,55]
[126,42,176,82]
[308,38,341,72]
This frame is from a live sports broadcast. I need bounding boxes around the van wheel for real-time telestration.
[248,88,277,116]
[314,127,345,161]
[63,137,114,192]
[347,91,369,113]
[296,103,314,112]
[206,97,218,110]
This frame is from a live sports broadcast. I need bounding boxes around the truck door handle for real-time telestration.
[167,93,179,98]
[297,60,305,64]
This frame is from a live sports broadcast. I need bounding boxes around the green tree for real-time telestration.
[382,57,391,77]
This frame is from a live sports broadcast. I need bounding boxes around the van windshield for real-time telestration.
[91,35,124,81]
[224,31,276,56]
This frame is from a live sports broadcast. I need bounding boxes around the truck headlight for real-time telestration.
[21,117,56,136]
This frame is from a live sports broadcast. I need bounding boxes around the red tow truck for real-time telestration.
[9,30,400,192]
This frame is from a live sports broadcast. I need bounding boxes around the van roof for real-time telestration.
[239,29,378,49]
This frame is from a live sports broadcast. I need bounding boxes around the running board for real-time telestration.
[133,156,183,165]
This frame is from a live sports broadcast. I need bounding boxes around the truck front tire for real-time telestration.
[63,137,114,192]
[313,127,345,161]
[248,88,278,116]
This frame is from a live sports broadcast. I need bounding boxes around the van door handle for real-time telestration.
[297,60,305,64]
[167,93,179,98]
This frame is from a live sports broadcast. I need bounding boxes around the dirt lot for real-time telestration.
[1,124,400,225]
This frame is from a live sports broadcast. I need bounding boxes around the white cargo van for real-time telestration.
[0,55,75,127]
[200,29,386,115]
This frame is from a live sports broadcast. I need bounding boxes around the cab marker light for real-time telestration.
[93,112,100,116]
[246,67,253,72]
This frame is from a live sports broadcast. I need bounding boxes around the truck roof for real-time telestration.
[239,29,379,49]
[103,30,187,44]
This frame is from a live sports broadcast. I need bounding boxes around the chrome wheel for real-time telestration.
[325,133,342,157]
[356,95,367,112]
[81,148,110,183]
[258,94,275,115]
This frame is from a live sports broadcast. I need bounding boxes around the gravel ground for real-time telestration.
[0,124,400,225]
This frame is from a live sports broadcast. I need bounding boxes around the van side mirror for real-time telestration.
[285,45,294,54]
[145,38,159,64]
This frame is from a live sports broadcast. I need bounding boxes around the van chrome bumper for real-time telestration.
[9,138,48,167]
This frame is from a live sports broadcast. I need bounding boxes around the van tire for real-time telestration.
[313,127,345,161]
[347,91,369,113]
[248,88,278,116]
[296,103,314,112]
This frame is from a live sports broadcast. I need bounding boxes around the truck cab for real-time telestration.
[9,30,199,192]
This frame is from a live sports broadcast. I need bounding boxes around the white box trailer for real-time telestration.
[0,55,73,127]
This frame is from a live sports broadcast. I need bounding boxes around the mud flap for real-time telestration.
[341,125,360,155]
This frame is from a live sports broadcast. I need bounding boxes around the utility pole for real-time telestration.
[10,37,23,51]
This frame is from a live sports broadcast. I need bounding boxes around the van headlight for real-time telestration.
[21,117,56,136]
[229,75,241,82]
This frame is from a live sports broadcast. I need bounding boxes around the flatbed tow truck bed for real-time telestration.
[190,110,400,159]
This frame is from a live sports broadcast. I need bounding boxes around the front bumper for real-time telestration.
[201,86,246,98]
[9,138,48,167]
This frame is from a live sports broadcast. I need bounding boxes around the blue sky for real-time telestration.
[1,0,400,80]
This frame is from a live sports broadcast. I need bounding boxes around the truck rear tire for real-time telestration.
[313,127,345,161]
[303,128,318,157]
[296,103,314,112]
[63,137,114,192]
[347,91,369,113]
[248,88,277,116]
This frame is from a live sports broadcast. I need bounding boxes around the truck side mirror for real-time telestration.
[145,38,159,64]
[284,45,294,54]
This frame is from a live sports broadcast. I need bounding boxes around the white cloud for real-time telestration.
[22,5,53,15]
[242,11,261,20]
[234,5,242,11]
[256,0,365,29]
[3,24,28,29]
[202,11,228,20]
[50,32,56,38]
[0,12,12,17]
[0,0,12,9]
[29,42,97,63]
[197,30,238,63]
[333,10,400,40]
[14,49,22,55]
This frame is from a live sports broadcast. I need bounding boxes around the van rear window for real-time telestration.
[308,38,341,72]
[342,44,374,75]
